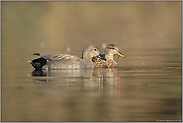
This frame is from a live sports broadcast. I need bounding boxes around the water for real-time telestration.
[2,51,182,121]
[1,2,182,122]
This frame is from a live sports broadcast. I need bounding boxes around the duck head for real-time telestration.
[82,45,100,60]
[104,44,126,60]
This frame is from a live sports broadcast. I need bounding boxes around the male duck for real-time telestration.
[92,44,126,68]
[29,45,101,70]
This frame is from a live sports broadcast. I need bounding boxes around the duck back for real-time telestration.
[42,56,93,70]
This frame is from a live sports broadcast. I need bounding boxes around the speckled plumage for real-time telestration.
[92,44,125,68]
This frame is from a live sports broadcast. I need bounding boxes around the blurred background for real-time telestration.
[2,1,181,67]
[1,1,182,122]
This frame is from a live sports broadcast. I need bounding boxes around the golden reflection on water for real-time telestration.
[31,68,123,98]
[1,1,182,122]
[2,63,182,121]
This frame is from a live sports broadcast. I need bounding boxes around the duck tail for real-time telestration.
[28,58,47,70]
[33,53,41,56]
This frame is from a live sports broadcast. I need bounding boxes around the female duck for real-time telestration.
[29,45,100,70]
[92,44,126,68]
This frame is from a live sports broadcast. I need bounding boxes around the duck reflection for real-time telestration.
[93,68,124,97]
[32,69,94,84]
[32,69,47,76]
[32,69,93,77]
[31,68,124,97]
[93,68,118,88]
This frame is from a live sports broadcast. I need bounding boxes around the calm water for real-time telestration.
[1,49,182,122]
[1,1,182,122]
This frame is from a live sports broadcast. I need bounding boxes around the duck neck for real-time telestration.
[105,54,114,61]
[82,54,91,60]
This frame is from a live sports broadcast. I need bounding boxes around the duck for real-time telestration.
[92,44,126,68]
[29,45,101,70]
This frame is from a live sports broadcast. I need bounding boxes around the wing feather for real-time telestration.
[34,53,82,61]
[45,54,81,61]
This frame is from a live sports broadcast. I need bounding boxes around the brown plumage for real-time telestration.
[92,44,125,68]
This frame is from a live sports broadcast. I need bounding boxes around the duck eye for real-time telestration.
[112,48,115,50]
[94,49,97,51]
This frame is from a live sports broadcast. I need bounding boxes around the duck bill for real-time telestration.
[116,51,126,58]
[97,54,106,61]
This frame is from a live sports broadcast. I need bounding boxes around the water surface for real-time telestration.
[1,1,182,122]
[2,49,181,122]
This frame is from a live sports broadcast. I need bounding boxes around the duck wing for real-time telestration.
[50,54,82,61]
[33,53,52,60]
[34,53,82,61]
